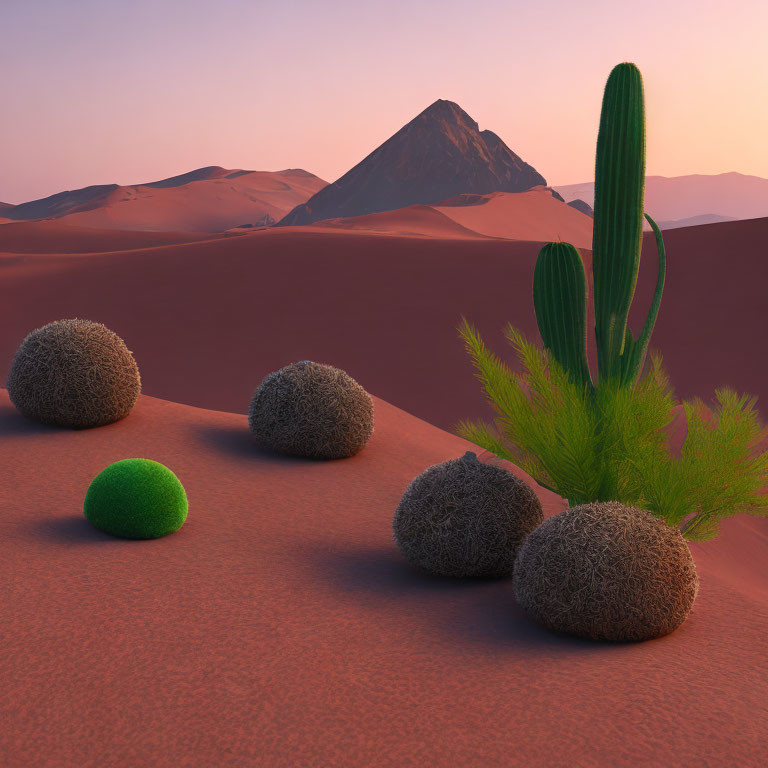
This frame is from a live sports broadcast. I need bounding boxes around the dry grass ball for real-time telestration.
[6,318,141,428]
[248,360,374,459]
[513,500,699,642]
[393,451,544,578]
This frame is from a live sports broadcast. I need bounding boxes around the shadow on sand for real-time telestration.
[195,423,352,467]
[0,404,64,436]
[30,515,119,543]
[299,542,609,653]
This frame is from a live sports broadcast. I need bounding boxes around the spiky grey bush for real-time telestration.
[248,360,374,459]
[6,318,141,428]
[513,500,699,642]
[393,451,544,578]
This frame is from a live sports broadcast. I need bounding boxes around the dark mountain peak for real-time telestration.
[276,100,546,226]
[479,129,503,146]
[417,99,478,127]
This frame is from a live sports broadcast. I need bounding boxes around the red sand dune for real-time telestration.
[314,186,593,245]
[0,388,766,766]
[313,204,491,239]
[1,216,766,434]
[433,186,594,248]
[5,168,327,233]
[0,220,241,254]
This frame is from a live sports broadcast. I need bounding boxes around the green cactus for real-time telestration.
[592,62,665,386]
[616,212,666,386]
[533,61,666,393]
[533,242,593,393]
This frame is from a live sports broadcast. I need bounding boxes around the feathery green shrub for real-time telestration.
[453,318,768,541]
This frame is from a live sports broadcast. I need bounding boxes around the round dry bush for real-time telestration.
[6,318,141,428]
[513,501,699,642]
[248,360,374,459]
[393,451,544,578]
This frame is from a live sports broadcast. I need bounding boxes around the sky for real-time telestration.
[1,0,767,203]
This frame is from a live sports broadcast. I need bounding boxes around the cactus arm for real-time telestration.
[619,213,666,385]
[533,242,594,391]
[592,63,646,383]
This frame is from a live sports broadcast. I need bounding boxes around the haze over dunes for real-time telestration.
[1,167,327,233]
[277,100,547,226]
[555,172,768,227]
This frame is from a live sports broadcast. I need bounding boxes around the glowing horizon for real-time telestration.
[2,0,767,204]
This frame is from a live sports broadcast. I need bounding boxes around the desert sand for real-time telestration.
[433,187,594,248]
[312,186,592,248]
[0,220,240,254]
[1,211,768,766]
[312,187,594,246]
[2,168,327,233]
[313,204,489,239]
[1,386,766,766]
[1,216,767,433]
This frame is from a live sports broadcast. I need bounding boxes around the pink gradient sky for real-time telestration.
[1,0,767,204]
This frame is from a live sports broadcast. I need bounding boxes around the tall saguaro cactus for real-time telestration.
[592,62,665,387]
[533,61,666,393]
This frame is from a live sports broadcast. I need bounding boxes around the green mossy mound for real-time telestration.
[84,459,188,539]
[513,500,699,642]
[393,451,544,578]
[6,318,141,428]
[248,360,374,459]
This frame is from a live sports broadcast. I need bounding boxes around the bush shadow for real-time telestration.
[0,404,64,436]
[195,423,349,466]
[299,542,608,654]
[31,515,120,543]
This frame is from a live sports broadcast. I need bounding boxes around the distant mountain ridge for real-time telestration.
[554,172,768,226]
[657,213,737,230]
[276,99,547,226]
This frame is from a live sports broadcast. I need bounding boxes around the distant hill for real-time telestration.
[567,199,593,217]
[554,172,768,227]
[1,167,328,232]
[656,213,737,230]
[276,99,547,226]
